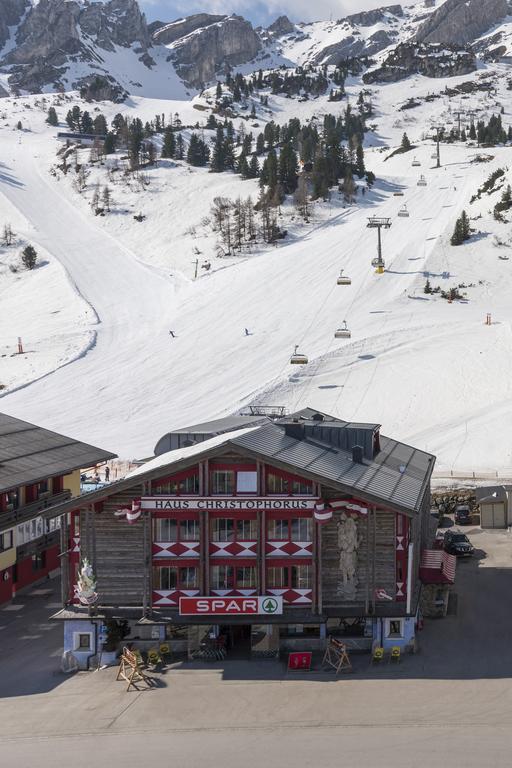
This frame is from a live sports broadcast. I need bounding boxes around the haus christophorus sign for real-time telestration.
[142,496,319,511]
[179,596,284,616]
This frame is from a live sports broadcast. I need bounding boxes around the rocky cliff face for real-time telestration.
[415,0,508,45]
[0,0,29,50]
[345,5,403,26]
[266,16,296,37]
[166,15,261,88]
[2,0,153,93]
[363,42,476,83]
[152,14,227,45]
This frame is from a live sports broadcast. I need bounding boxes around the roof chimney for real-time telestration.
[352,445,364,464]
[284,420,304,441]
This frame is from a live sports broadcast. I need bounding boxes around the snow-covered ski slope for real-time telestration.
[2,63,512,474]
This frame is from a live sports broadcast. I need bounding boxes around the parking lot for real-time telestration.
[2,527,512,767]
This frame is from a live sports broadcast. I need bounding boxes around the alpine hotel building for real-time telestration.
[51,408,436,663]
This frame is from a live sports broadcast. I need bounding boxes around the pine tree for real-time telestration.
[450,218,464,246]
[21,244,37,270]
[248,154,259,179]
[3,223,14,246]
[161,127,176,159]
[469,123,476,141]
[210,126,225,172]
[47,107,58,126]
[102,186,112,212]
[278,142,298,194]
[401,132,411,151]
[187,133,209,167]
[216,81,222,100]
[355,143,365,178]
[424,279,432,294]
[104,132,116,155]
[93,114,107,136]
[81,111,93,134]
[176,134,184,160]
[460,210,470,240]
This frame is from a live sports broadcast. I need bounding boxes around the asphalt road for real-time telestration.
[2,528,512,766]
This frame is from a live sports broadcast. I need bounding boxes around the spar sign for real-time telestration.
[179,596,283,616]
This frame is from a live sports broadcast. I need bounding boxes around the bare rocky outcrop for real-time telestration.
[313,29,396,65]
[415,0,508,45]
[168,15,261,88]
[345,4,403,26]
[152,14,227,45]
[363,42,476,83]
[267,16,296,36]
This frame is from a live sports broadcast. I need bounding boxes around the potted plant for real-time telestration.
[101,619,129,666]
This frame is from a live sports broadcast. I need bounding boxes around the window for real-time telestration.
[5,489,19,510]
[153,472,199,495]
[38,479,49,494]
[0,530,13,552]
[387,620,403,638]
[266,472,313,496]
[32,552,46,572]
[154,519,178,541]
[236,471,257,493]
[211,471,234,495]
[153,519,199,542]
[291,518,312,541]
[236,567,257,588]
[236,519,258,540]
[211,565,234,590]
[291,565,312,589]
[267,565,312,589]
[267,474,288,495]
[211,518,235,542]
[267,567,287,588]
[153,566,199,590]
[78,633,91,650]
[268,519,289,540]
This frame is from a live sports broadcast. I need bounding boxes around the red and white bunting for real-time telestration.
[114,499,142,524]
[330,500,369,515]
[314,501,333,523]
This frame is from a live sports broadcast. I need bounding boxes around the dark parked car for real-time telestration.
[444,530,474,557]
[454,505,472,525]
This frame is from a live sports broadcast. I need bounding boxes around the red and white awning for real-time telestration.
[419,549,456,585]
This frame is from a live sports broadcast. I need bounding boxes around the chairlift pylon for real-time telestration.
[337,269,352,286]
[290,345,308,365]
[334,320,351,339]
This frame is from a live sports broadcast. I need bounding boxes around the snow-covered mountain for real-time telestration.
[0,0,511,96]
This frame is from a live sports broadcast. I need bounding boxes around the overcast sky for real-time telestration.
[138,0,404,25]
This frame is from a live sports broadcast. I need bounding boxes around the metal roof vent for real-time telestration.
[352,445,364,464]
[284,420,305,441]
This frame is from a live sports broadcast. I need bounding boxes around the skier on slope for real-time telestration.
[169,330,176,338]
[244,328,250,336]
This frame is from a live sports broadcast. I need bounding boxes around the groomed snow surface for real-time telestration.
[1,67,512,475]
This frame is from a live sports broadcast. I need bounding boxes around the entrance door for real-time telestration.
[223,624,252,658]
[481,502,506,528]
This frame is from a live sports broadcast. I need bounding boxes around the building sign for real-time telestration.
[142,496,319,511]
[179,596,283,616]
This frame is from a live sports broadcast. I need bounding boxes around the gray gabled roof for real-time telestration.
[0,413,117,492]
[230,422,434,514]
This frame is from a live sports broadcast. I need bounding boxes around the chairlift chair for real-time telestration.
[337,269,352,286]
[334,320,351,339]
[290,345,308,365]
[417,175,427,187]
[431,152,438,159]
[397,204,409,218]
[411,157,421,167]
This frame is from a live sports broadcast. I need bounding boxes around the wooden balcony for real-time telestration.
[0,490,72,528]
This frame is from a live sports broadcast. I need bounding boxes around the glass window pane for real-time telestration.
[180,474,199,495]
[156,567,177,590]
[236,567,256,588]
[291,565,311,589]
[181,519,199,540]
[291,479,313,495]
[211,565,234,590]
[155,519,177,541]
[236,519,257,539]
[211,471,234,495]
[267,567,286,588]
[268,519,288,539]
[267,474,288,494]
[180,567,198,589]
[211,518,234,542]
[291,518,312,541]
